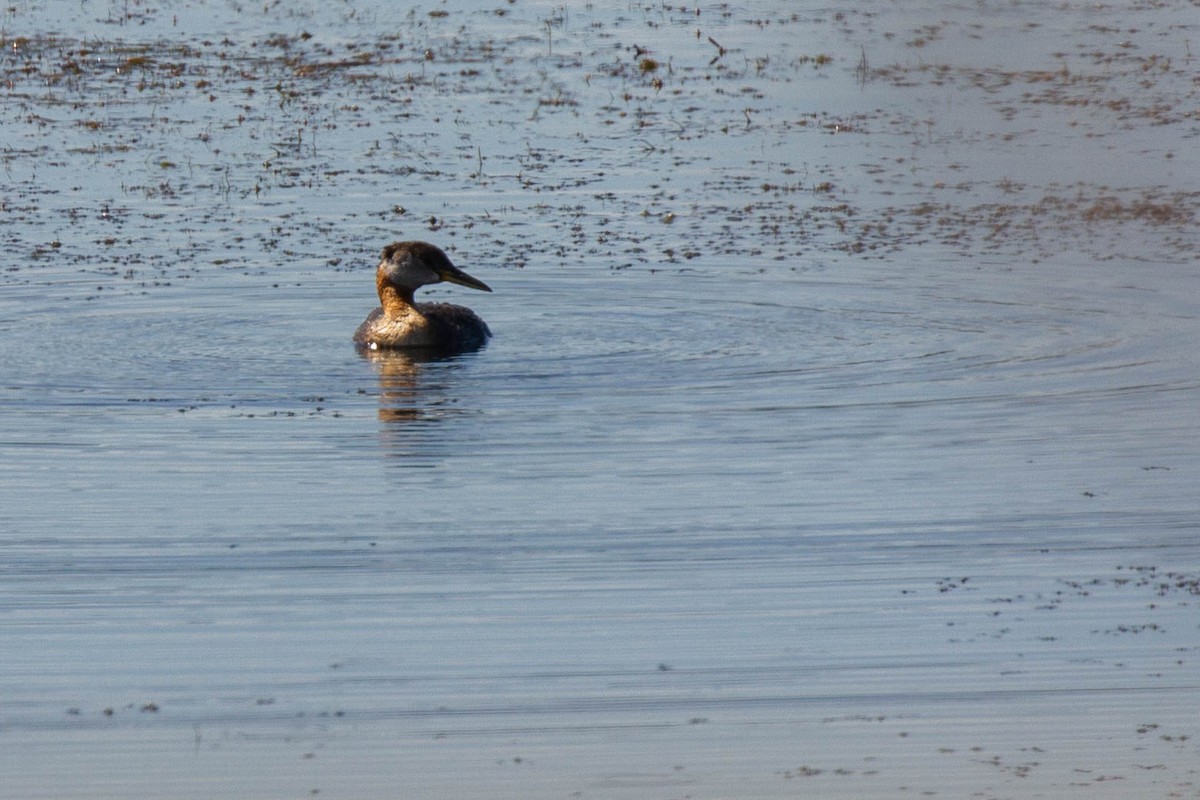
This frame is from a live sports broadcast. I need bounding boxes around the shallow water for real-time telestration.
[2,1,1199,798]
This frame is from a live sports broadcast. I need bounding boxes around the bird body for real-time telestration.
[354,241,491,352]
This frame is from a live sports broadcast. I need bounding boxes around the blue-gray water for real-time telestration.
[2,2,1198,797]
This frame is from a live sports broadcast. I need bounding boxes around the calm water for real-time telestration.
[2,2,1199,798]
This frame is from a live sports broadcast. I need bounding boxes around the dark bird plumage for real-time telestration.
[353,241,492,352]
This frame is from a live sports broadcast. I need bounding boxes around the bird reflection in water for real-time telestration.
[358,347,467,424]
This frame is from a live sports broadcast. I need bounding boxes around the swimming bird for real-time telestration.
[353,241,492,352]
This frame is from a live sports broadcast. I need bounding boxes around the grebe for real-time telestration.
[353,241,492,352]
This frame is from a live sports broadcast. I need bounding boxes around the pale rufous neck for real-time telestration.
[377,270,415,316]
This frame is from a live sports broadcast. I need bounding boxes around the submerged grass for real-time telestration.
[1,1,1196,301]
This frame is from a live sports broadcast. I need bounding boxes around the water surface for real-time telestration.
[2,2,1199,798]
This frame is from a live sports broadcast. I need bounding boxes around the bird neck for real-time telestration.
[377,274,417,316]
